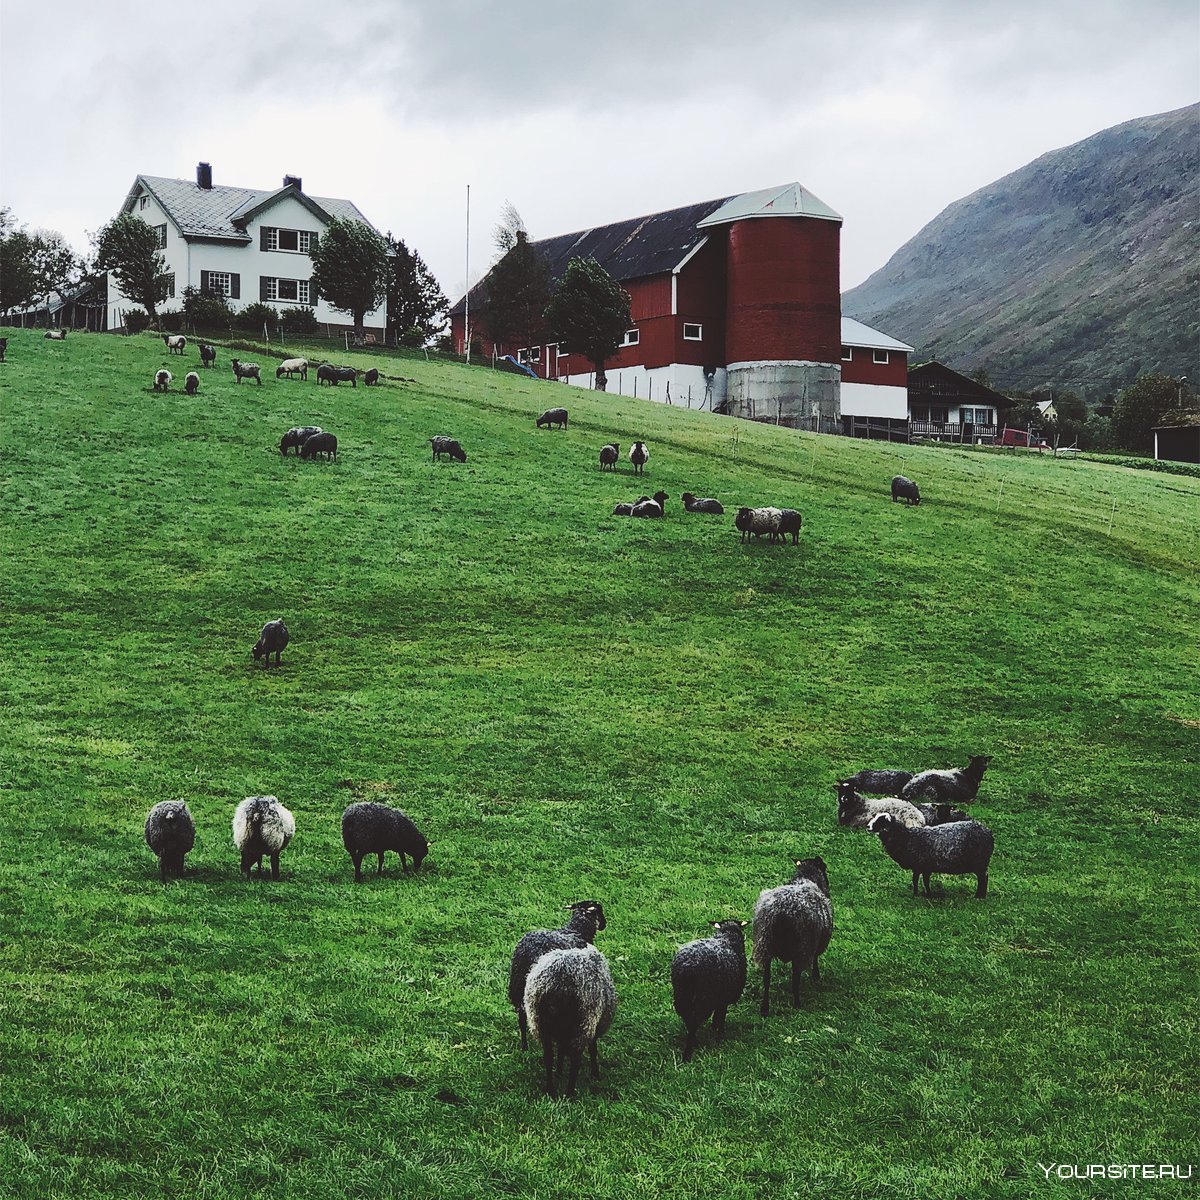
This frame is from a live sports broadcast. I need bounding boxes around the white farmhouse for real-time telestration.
[106,162,387,335]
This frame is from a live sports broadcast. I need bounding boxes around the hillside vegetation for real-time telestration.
[0,329,1197,1199]
[843,104,1199,397]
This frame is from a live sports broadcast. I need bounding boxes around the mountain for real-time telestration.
[842,104,1198,398]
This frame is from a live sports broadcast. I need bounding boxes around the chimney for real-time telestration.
[283,174,302,191]
[197,162,213,190]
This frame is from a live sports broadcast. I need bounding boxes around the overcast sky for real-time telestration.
[1,1,1196,300]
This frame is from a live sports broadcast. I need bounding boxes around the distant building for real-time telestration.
[1153,423,1200,463]
[839,317,913,439]
[906,361,1016,444]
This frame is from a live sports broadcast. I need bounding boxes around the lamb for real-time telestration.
[279,426,323,455]
[198,342,217,368]
[43,329,67,340]
[341,802,429,881]
[866,811,994,898]
[508,900,607,1050]
[900,755,993,806]
[275,357,308,380]
[153,369,172,393]
[891,475,921,505]
[144,800,196,883]
[629,441,649,474]
[251,618,289,668]
[840,768,914,795]
[734,506,783,543]
[232,795,295,879]
[300,432,337,461]
[681,492,725,514]
[598,443,620,471]
[752,857,833,1016]
[631,491,670,518]
[231,358,262,385]
[671,920,747,1062]
[835,781,926,830]
[163,334,187,355]
[363,368,379,386]
[184,371,200,395]
[431,436,467,463]
[777,508,803,545]
[523,945,616,1099]
[612,495,650,516]
[536,407,569,429]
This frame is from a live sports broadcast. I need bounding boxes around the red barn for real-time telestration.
[450,183,846,425]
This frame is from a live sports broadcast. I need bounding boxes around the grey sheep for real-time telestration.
[431,436,467,463]
[163,334,187,355]
[671,919,747,1062]
[840,768,914,795]
[735,506,782,543]
[300,432,338,461]
[316,363,339,386]
[599,443,620,470]
[835,781,925,830]
[536,407,569,429]
[153,369,172,393]
[363,368,379,386]
[777,508,803,545]
[198,342,216,368]
[280,426,323,455]
[252,618,289,668]
[184,371,200,395]
[631,491,669,518]
[341,802,429,881]
[231,358,262,385]
[681,492,725,514]
[524,945,616,1099]
[900,755,993,806]
[508,900,607,1050]
[629,441,649,474]
[915,803,970,826]
[867,811,994,898]
[332,365,358,387]
[891,475,921,505]
[144,800,196,883]
[232,795,295,879]
[752,857,833,1016]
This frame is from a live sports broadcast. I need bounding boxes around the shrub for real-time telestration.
[399,326,427,348]
[234,302,279,333]
[182,286,233,330]
[123,309,150,334]
[280,306,319,336]
[157,308,184,332]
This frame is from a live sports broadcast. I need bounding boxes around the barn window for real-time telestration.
[530,346,541,359]
[683,323,703,341]
[621,328,640,347]
[841,346,853,361]
[873,349,889,364]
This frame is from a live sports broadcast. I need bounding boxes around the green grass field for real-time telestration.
[1,327,1197,1199]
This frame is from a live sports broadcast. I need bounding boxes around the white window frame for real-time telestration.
[205,271,233,298]
[163,272,175,298]
[138,195,148,211]
[556,345,568,358]
[873,349,889,364]
[683,323,703,341]
[620,328,640,347]
[264,277,311,304]
[155,223,167,249]
[842,346,854,361]
[265,227,315,253]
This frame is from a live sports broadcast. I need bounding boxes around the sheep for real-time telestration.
[184,371,200,395]
[232,795,295,879]
[332,365,358,387]
[508,900,607,1050]
[231,358,262,385]
[431,436,467,463]
[163,334,187,355]
[198,342,217,368]
[900,755,993,806]
[279,426,323,456]
[752,857,833,1016]
[275,357,308,380]
[536,407,569,429]
[915,803,970,827]
[671,919,747,1062]
[734,506,782,543]
[835,781,926,830]
[612,495,650,516]
[681,492,725,514]
[0,337,8,362]
[144,800,196,883]
[341,802,429,881]
[43,329,67,340]
[629,441,649,474]
[840,768,914,795]
[599,443,620,471]
[777,508,803,545]
[251,618,289,668]
[523,945,616,1099]
[866,811,994,898]
[300,432,338,461]
[363,368,379,386]
[631,491,670,519]
[153,369,172,393]
[316,363,338,386]
[891,475,921,505]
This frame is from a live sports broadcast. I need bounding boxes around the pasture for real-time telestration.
[0,327,1197,1198]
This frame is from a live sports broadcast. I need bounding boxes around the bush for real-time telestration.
[157,308,184,332]
[123,309,150,334]
[280,306,319,336]
[399,326,427,348]
[182,286,233,330]
[234,302,279,333]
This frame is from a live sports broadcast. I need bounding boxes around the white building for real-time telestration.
[106,163,386,334]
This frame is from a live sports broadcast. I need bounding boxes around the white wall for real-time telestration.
[841,381,909,419]
[559,361,728,412]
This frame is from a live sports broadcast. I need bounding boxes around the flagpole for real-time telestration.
[464,184,471,364]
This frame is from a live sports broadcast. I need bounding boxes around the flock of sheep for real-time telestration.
[150,336,381,392]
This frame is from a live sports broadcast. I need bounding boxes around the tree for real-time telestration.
[1111,373,1193,454]
[492,201,526,258]
[1,208,82,317]
[482,230,551,358]
[93,213,169,323]
[385,235,448,347]
[308,216,390,342]
[543,256,631,391]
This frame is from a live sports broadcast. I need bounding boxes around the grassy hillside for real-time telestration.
[1,328,1197,1199]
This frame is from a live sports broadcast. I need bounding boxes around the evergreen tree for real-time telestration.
[482,230,551,359]
[308,216,390,341]
[386,236,448,347]
[92,213,169,323]
[543,256,631,391]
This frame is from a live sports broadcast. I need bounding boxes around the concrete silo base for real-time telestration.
[725,361,841,431]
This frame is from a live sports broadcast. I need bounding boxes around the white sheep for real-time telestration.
[276,358,308,380]
[232,795,295,879]
[163,334,187,355]
[153,369,172,393]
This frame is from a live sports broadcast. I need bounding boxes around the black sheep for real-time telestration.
[279,426,323,456]
[198,342,216,368]
[681,492,725,514]
[671,920,747,1062]
[900,755,992,806]
[341,802,429,881]
[300,432,338,461]
[431,436,467,463]
[598,443,620,471]
[252,618,289,668]
[144,800,196,883]
[867,812,994,898]
[363,368,380,386]
[536,407,569,429]
[891,475,921,505]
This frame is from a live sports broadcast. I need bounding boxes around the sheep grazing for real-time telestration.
[341,802,429,881]
[777,508,803,545]
[300,432,338,461]
[835,781,926,830]
[144,800,196,883]
[735,506,782,543]
[891,475,921,505]
[524,945,616,1099]
[279,426,323,456]
[43,329,67,340]
[841,768,914,795]
[598,443,620,471]
[671,919,747,1062]
[251,618,289,669]
[231,358,262,385]
[612,495,650,516]
[198,342,217,368]
[153,369,172,393]
[431,436,467,463]
[752,857,833,1016]
[629,441,649,474]
[332,365,358,387]
[508,900,607,1050]
[867,812,994,898]
[363,368,379,386]
[536,407,569,429]
[163,334,187,355]
[900,755,993,806]
[681,492,725,514]
[232,795,295,879]
[275,357,308,380]
[316,363,338,386]
[184,371,200,395]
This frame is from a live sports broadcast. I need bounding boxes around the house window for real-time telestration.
[841,346,854,361]
[155,224,167,249]
[873,349,889,364]
[621,328,640,347]
[202,270,233,298]
[263,277,311,304]
[163,272,175,298]
[962,407,994,425]
[139,195,148,211]
[683,322,703,341]
[264,227,316,253]
[911,405,950,423]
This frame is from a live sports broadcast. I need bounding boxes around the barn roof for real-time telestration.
[840,316,913,353]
